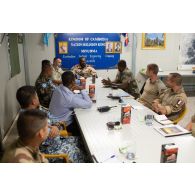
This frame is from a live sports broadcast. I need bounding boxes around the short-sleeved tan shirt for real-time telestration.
[155,87,187,120]
[1,139,48,163]
[139,78,166,109]
[52,66,64,81]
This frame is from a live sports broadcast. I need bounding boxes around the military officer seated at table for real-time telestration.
[51,57,64,85]
[35,60,56,108]
[152,73,187,121]
[49,71,93,136]
[71,57,97,78]
[16,85,88,163]
[102,60,140,99]
[138,63,166,109]
[1,109,49,163]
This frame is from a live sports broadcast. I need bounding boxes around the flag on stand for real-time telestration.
[121,33,129,47]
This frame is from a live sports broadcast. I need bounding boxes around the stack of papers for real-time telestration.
[154,115,173,125]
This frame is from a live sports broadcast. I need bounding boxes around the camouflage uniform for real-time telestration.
[35,74,56,108]
[1,139,48,163]
[39,106,88,163]
[154,87,187,121]
[115,68,140,99]
[71,64,96,78]
[138,78,166,109]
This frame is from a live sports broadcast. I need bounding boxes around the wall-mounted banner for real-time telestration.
[55,33,121,69]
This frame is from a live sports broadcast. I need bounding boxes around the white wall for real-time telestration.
[24,33,55,85]
[0,35,26,138]
[24,33,182,85]
[135,33,180,74]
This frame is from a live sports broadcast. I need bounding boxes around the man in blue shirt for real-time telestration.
[16,85,88,163]
[49,71,92,135]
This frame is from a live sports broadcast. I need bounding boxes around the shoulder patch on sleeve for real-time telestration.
[177,99,183,105]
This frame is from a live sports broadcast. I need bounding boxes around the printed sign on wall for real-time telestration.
[55,33,121,69]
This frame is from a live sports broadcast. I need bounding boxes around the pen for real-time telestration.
[101,155,116,162]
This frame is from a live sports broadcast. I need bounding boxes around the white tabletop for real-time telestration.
[75,78,195,163]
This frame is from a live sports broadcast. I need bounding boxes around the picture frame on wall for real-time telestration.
[113,41,122,53]
[105,41,114,53]
[59,41,68,54]
[142,33,166,50]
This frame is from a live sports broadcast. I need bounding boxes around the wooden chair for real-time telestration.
[172,107,187,124]
[44,154,71,163]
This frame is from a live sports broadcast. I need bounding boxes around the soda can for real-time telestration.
[121,104,131,124]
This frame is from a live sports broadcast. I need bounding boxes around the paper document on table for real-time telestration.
[154,124,191,137]
[154,115,173,125]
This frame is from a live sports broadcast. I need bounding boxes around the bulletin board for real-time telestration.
[55,33,121,70]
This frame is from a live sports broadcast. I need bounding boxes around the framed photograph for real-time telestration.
[113,41,122,53]
[142,33,166,49]
[59,41,68,54]
[105,41,114,53]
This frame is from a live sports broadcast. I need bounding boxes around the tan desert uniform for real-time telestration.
[1,139,48,163]
[71,64,96,78]
[115,68,140,99]
[52,66,64,81]
[139,78,166,109]
[154,87,187,121]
